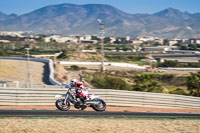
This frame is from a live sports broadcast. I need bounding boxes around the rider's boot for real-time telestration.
[80,97,87,110]
[81,105,87,110]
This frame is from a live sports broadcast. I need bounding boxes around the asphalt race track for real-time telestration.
[0,110,200,118]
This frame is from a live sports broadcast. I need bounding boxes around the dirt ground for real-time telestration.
[164,70,197,76]
[55,63,81,82]
[55,64,94,88]
[0,60,46,85]
[66,52,105,62]
[0,118,199,133]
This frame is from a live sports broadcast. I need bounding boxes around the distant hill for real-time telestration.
[0,12,17,21]
[0,12,8,21]
[0,3,200,38]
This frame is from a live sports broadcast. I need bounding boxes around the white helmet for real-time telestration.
[70,79,78,87]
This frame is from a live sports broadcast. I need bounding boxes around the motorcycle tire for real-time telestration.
[91,99,106,112]
[55,99,71,111]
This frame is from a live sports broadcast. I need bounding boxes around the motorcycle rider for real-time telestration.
[70,79,88,106]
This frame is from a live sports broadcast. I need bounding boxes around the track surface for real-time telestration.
[0,110,200,118]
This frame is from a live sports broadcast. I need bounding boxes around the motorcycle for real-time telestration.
[55,87,106,111]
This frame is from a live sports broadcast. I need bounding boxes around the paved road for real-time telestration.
[0,110,200,118]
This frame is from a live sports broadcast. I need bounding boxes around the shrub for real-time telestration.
[65,65,87,71]
[133,74,163,93]
[187,72,200,97]
[57,50,67,59]
[169,88,187,95]
[90,73,132,90]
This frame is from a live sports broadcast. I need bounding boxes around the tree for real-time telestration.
[91,36,100,41]
[38,36,44,42]
[169,88,186,95]
[50,38,56,42]
[163,39,169,45]
[114,39,120,44]
[0,49,5,56]
[57,50,67,59]
[187,72,200,97]
[188,44,197,50]
[120,38,127,44]
[90,73,132,90]
[104,37,111,44]
[158,60,179,67]
[179,44,188,50]
[133,74,163,93]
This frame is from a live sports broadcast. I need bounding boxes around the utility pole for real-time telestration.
[150,51,153,72]
[25,44,31,88]
[97,19,105,72]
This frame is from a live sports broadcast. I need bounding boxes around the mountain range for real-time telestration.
[0,3,200,38]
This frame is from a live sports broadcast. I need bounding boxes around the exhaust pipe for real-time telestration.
[85,101,99,105]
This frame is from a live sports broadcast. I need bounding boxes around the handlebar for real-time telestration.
[65,86,92,93]
[67,88,72,93]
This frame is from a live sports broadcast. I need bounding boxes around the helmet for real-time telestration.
[70,79,78,87]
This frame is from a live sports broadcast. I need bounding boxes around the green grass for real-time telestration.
[0,116,7,119]
[142,72,166,76]
[105,55,149,66]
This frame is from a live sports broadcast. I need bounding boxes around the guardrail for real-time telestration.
[0,87,200,109]
[162,67,200,71]
[4,83,65,89]
[59,61,147,69]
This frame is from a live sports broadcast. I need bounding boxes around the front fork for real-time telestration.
[64,94,69,104]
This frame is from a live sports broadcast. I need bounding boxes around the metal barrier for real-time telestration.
[5,84,64,89]
[0,87,200,109]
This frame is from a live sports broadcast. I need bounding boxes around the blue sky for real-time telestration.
[0,0,200,15]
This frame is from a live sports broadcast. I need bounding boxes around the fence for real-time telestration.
[0,87,200,109]
[162,67,200,71]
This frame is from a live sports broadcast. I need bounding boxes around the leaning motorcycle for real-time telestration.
[55,87,106,111]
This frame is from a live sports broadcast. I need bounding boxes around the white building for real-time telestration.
[143,46,170,52]
[44,35,78,43]
[137,36,155,42]
[169,38,182,45]
[126,36,131,41]
[0,40,10,43]
[110,37,116,43]
[83,35,92,40]
[0,31,25,37]
[169,40,178,45]
[196,40,200,44]
[132,40,143,45]
[155,38,164,45]
[189,39,200,44]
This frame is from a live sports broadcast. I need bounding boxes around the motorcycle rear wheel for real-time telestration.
[91,99,106,112]
[55,99,71,111]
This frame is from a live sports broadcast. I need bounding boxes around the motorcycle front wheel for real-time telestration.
[55,99,71,111]
[91,99,106,112]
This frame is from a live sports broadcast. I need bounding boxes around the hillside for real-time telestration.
[0,60,49,85]
[0,4,200,38]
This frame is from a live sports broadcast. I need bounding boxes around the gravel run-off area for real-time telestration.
[0,117,199,133]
